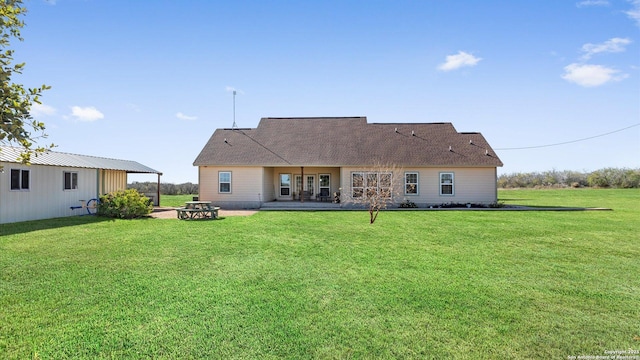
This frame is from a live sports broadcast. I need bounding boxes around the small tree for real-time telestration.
[0,0,53,164]
[344,163,404,224]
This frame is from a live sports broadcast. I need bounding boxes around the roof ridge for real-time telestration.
[262,116,366,120]
[371,122,451,125]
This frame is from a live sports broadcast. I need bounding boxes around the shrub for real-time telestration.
[98,189,153,219]
[399,199,417,208]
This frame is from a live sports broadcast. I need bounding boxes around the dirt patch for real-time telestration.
[149,207,258,219]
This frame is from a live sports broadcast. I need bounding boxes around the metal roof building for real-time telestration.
[1,146,162,224]
[0,146,161,174]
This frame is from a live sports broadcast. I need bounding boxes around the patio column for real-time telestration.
[300,166,304,203]
[156,173,161,207]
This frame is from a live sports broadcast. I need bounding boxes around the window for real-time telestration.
[64,172,78,190]
[405,172,418,195]
[352,173,364,198]
[379,173,392,198]
[10,169,30,190]
[319,174,330,197]
[352,172,392,199]
[280,174,291,196]
[219,171,231,193]
[440,172,454,195]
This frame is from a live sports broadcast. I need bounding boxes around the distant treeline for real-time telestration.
[498,168,640,189]
[128,182,198,195]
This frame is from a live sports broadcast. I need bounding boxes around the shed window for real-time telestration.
[219,171,231,193]
[440,172,454,196]
[64,172,78,190]
[10,169,30,190]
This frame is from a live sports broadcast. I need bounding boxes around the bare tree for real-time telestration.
[343,163,405,224]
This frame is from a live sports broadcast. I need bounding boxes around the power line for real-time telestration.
[494,123,640,151]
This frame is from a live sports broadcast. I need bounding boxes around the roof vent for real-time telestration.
[449,146,453,152]
[224,138,228,144]
[469,139,473,145]
[485,149,489,156]
[411,130,415,136]
[394,127,398,133]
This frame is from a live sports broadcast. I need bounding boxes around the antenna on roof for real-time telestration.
[232,90,238,129]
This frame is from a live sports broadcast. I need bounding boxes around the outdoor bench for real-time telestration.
[175,206,219,220]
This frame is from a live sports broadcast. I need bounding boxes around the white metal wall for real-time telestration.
[0,163,100,224]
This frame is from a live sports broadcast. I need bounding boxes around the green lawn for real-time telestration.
[160,194,195,208]
[1,189,638,359]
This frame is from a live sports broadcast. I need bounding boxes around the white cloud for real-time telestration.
[626,0,640,26]
[31,103,56,117]
[70,106,104,122]
[581,37,632,60]
[438,51,482,71]
[576,0,609,7]
[176,112,197,121]
[562,63,628,87]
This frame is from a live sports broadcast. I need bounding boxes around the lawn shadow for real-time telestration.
[1,216,113,236]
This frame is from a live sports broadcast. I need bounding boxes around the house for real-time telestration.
[0,146,162,224]
[193,117,503,209]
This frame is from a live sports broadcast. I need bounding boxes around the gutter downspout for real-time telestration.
[300,166,304,203]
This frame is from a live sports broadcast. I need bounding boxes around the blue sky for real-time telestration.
[15,0,640,183]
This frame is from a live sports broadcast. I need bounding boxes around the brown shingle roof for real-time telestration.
[193,117,503,167]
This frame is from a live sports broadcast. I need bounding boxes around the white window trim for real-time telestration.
[219,171,232,194]
[319,173,330,197]
[10,168,30,191]
[439,172,455,196]
[404,172,419,196]
[279,173,292,197]
[351,172,364,198]
[351,171,393,199]
[63,171,79,191]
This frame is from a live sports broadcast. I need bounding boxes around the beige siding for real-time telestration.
[340,166,497,206]
[262,167,275,202]
[199,166,264,208]
[196,165,496,209]
[0,163,100,224]
[100,170,127,195]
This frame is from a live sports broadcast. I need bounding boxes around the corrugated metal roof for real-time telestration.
[0,146,161,174]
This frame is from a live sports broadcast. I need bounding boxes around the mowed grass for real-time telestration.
[1,189,638,359]
[159,194,195,208]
